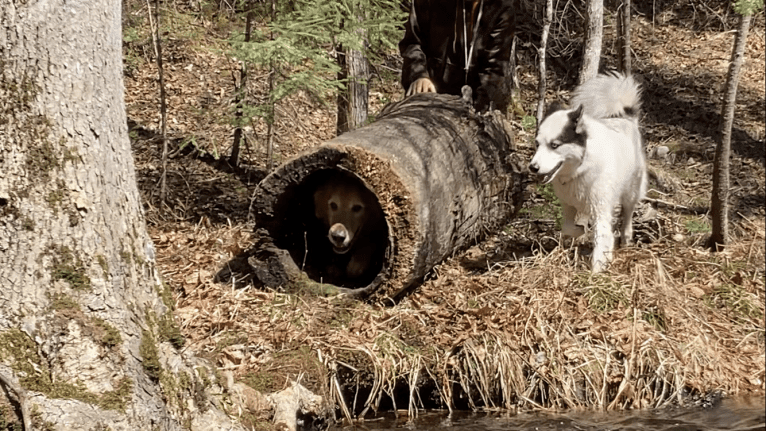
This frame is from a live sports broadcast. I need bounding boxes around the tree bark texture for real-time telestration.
[336,46,370,135]
[710,13,751,249]
[0,1,240,429]
[579,0,603,84]
[249,93,526,302]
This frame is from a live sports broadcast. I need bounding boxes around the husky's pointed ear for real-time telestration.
[568,104,584,123]
[569,105,586,135]
[543,101,565,119]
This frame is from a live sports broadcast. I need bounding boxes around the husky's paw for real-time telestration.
[620,226,635,247]
[591,259,609,273]
[591,248,616,273]
[590,247,613,273]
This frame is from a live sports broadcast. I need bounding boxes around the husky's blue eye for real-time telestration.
[550,140,561,149]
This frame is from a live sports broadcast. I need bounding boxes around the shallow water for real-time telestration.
[330,397,765,431]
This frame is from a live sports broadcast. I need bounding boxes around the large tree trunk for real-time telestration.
[710,13,752,249]
[249,93,526,302]
[0,1,241,429]
[579,0,603,84]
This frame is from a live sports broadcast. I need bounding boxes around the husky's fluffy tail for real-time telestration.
[571,72,642,119]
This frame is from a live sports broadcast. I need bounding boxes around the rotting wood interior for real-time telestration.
[271,168,390,288]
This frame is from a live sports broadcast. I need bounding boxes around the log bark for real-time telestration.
[249,93,526,302]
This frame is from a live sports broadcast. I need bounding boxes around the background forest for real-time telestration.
[121,0,764,428]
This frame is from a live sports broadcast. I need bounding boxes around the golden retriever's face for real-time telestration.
[314,178,370,254]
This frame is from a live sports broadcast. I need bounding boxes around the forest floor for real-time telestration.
[123,1,765,429]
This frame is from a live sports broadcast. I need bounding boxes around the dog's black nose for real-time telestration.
[528,163,538,174]
[330,230,346,242]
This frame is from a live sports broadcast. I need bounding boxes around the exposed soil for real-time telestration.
[123,1,764,428]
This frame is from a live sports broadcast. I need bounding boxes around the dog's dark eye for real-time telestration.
[351,204,363,213]
[330,202,338,211]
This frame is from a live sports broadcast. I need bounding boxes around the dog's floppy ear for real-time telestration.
[543,101,566,119]
[314,184,330,220]
[569,105,586,135]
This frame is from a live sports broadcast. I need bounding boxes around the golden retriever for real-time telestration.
[313,175,383,279]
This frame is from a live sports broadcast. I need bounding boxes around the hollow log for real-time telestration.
[249,92,526,302]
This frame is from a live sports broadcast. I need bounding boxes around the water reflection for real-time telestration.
[331,397,765,431]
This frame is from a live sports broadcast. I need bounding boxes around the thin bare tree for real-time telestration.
[151,0,169,202]
[337,44,370,135]
[336,6,370,135]
[536,0,554,123]
[265,0,277,172]
[617,0,632,74]
[230,0,256,166]
[579,0,603,84]
[710,1,760,249]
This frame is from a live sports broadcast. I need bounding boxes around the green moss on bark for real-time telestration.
[50,245,91,291]
[140,329,161,381]
[0,329,132,412]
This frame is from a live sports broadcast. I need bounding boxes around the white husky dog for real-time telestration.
[528,72,647,273]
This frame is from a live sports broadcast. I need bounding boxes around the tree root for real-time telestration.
[269,381,331,431]
[0,370,31,431]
